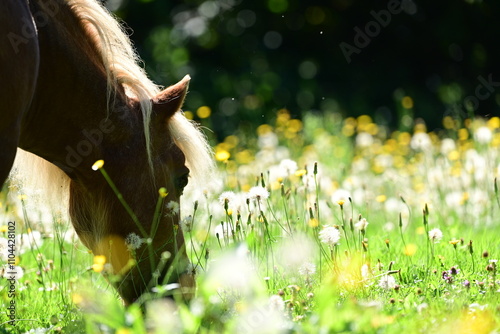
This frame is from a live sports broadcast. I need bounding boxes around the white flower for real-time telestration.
[356,132,374,148]
[279,159,298,176]
[469,303,487,311]
[268,295,285,312]
[319,226,341,247]
[298,262,316,277]
[428,228,443,243]
[165,201,180,215]
[0,237,8,261]
[331,189,351,204]
[214,223,233,239]
[180,215,193,233]
[410,132,432,151]
[378,275,397,289]
[247,186,269,201]
[2,265,24,280]
[125,233,143,250]
[355,218,369,232]
[440,138,456,155]
[416,303,428,313]
[474,126,492,144]
[218,191,236,206]
[361,264,371,281]
[258,132,279,149]
[16,230,43,254]
[146,299,183,334]
[22,328,48,334]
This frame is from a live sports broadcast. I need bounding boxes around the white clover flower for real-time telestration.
[247,186,269,202]
[165,201,180,215]
[125,233,144,251]
[298,262,316,277]
[474,126,492,144]
[428,228,443,243]
[319,226,341,247]
[378,275,397,289]
[218,191,236,206]
[355,218,369,232]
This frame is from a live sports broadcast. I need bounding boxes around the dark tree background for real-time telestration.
[106,0,500,139]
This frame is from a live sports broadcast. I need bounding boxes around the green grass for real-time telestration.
[1,111,500,333]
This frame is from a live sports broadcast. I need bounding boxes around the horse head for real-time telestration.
[69,76,196,304]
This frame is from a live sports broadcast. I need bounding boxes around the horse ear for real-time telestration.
[152,75,191,121]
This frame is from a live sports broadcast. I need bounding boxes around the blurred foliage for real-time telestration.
[106,0,500,139]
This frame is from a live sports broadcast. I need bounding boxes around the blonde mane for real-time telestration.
[11,0,213,208]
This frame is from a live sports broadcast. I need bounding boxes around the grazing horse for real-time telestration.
[0,0,212,304]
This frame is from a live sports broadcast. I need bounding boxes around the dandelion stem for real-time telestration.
[150,194,165,240]
[98,167,147,238]
[495,177,500,209]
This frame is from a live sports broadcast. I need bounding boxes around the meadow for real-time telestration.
[1,110,499,333]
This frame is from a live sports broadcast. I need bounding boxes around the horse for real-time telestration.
[0,0,213,305]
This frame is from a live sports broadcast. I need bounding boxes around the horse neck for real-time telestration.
[20,0,134,179]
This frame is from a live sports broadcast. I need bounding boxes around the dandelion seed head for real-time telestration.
[475,126,493,144]
[319,226,341,246]
[180,215,193,233]
[410,132,432,151]
[0,238,8,261]
[428,228,443,243]
[278,159,298,176]
[298,262,316,277]
[218,191,236,206]
[166,201,180,215]
[146,299,183,333]
[355,218,369,232]
[125,233,143,250]
[378,275,397,289]
[331,189,351,204]
[356,132,374,148]
[441,138,456,155]
[214,223,233,239]
[276,234,315,271]
[247,186,269,201]
[361,264,371,281]
[1,265,24,280]
[268,294,285,312]
[206,245,264,298]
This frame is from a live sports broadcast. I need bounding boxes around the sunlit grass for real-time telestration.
[1,112,500,333]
